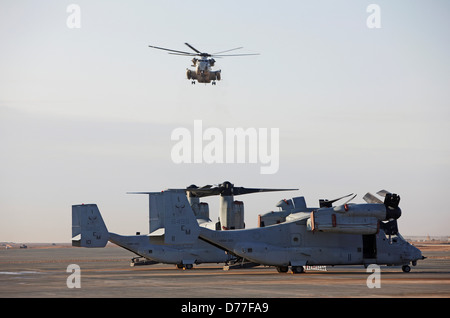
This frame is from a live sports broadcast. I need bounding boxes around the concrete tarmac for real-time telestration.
[0,244,449,298]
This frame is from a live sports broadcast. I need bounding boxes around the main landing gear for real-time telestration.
[276,265,305,274]
[176,263,193,270]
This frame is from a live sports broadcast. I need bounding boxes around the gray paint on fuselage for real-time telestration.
[199,213,422,267]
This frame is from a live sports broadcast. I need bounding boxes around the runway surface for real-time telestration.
[0,243,449,298]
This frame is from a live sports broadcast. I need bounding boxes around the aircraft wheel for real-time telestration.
[402,265,411,273]
[184,264,193,270]
[276,266,289,273]
[291,266,305,274]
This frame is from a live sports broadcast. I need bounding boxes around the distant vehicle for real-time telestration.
[148,43,259,85]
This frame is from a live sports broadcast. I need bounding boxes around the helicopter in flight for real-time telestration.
[148,43,259,85]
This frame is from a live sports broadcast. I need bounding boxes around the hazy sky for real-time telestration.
[1,0,449,242]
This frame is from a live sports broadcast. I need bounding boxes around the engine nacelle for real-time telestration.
[307,211,379,235]
[190,202,210,220]
[231,200,244,229]
[306,200,402,235]
[336,203,385,219]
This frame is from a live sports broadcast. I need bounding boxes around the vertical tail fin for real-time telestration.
[161,190,200,244]
[72,204,109,247]
[128,190,201,244]
[149,192,165,232]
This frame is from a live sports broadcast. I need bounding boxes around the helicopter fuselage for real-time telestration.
[186,58,221,84]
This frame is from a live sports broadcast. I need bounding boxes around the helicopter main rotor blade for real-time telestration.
[212,53,260,57]
[168,52,198,56]
[213,47,243,54]
[184,42,202,54]
[148,44,194,56]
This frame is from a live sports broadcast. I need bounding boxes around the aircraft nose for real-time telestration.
[411,245,425,262]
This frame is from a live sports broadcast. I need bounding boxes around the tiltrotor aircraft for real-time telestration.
[72,199,230,270]
[198,190,425,273]
[136,187,424,274]
[148,43,259,85]
[72,182,294,269]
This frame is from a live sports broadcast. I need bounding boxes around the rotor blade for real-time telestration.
[212,47,243,55]
[185,187,222,198]
[185,185,297,198]
[148,45,194,55]
[185,184,220,197]
[168,52,198,56]
[212,53,260,57]
[363,192,383,204]
[377,190,391,197]
[232,187,298,196]
[319,193,354,208]
[343,193,357,205]
[184,42,202,54]
[127,191,162,195]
